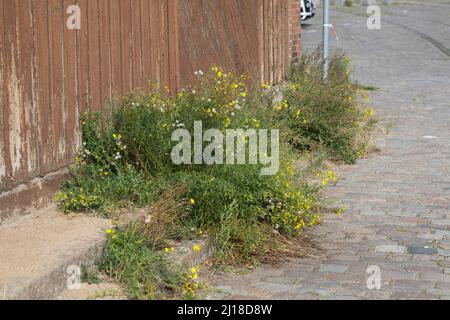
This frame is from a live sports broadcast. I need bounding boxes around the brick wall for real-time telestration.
[289,0,302,63]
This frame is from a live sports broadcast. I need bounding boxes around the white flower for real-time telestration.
[144,215,152,224]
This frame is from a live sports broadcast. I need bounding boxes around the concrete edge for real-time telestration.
[0,169,68,225]
[6,238,105,300]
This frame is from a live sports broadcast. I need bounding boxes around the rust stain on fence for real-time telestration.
[0,0,298,220]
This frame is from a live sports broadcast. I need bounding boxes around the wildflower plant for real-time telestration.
[286,50,377,164]
[56,55,376,296]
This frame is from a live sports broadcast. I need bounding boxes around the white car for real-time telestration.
[301,0,316,21]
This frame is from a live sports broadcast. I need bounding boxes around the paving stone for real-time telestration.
[253,283,293,293]
[389,280,437,292]
[418,233,443,241]
[319,265,349,273]
[419,272,449,282]
[215,286,243,296]
[437,249,450,257]
[435,230,450,239]
[438,241,450,250]
[436,281,450,290]
[292,287,333,297]
[407,244,437,255]
[375,245,408,254]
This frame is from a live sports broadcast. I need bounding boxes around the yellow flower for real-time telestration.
[189,198,196,205]
[336,207,346,217]
[106,229,112,235]
[294,219,305,230]
[217,71,223,78]
[193,245,201,252]
[171,247,175,252]
[191,267,198,274]
[241,92,247,98]
[164,247,170,253]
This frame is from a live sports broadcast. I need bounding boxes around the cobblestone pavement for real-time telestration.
[207,3,450,300]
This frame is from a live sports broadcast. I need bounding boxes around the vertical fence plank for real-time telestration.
[160,0,169,91]
[33,0,52,174]
[76,0,89,114]
[150,0,162,85]
[0,0,9,187]
[99,0,111,104]
[131,0,143,89]
[109,0,122,98]
[258,0,264,84]
[167,0,179,92]
[87,0,101,111]
[17,0,38,176]
[48,0,65,166]
[3,0,24,180]
[63,0,79,159]
[120,0,132,93]
[140,0,152,88]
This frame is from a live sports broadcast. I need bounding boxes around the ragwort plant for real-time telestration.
[285,50,377,164]
[56,53,375,296]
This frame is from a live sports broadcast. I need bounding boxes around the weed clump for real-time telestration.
[286,50,377,164]
[56,52,377,298]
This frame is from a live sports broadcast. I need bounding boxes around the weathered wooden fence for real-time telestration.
[0,0,301,220]
[177,0,291,87]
